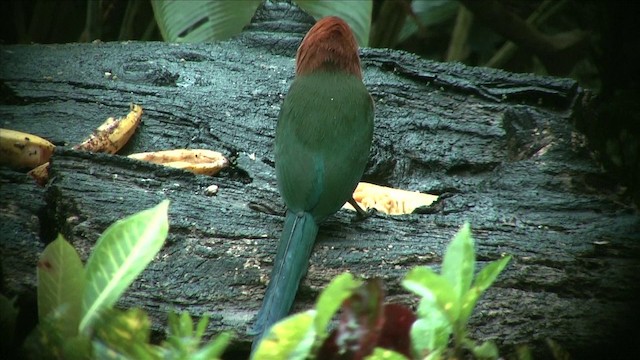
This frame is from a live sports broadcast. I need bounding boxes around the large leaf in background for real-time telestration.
[397,0,459,44]
[37,234,85,337]
[151,0,262,42]
[79,200,170,334]
[296,0,372,47]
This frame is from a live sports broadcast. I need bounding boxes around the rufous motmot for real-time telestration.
[252,16,374,349]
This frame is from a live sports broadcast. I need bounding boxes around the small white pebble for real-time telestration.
[204,184,219,196]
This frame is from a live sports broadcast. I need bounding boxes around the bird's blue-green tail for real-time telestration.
[251,210,319,350]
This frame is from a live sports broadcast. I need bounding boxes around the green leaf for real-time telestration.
[473,255,511,294]
[37,234,85,337]
[151,0,262,42]
[459,255,511,324]
[194,314,210,340]
[179,312,194,338]
[410,302,451,355]
[61,335,92,360]
[92,340,135,360]
[471,340,499,360]
[425,349,444,360]
[295,0,372,46]
[253,310,317,360]
[79,200,170,334]
[314,272,362,336]
[398,0,460,43]
[364,347,410,360]
[163,312,231,360]
[23,312,68,359]
[93,308,153,358]
[191,332,232,360]
[402,266,459,323]
[441,223,475,305]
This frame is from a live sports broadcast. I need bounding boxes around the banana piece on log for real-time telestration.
[74,104,143,154]
[128,149,229,176]
[344,182,439,215]
[0,128,55,170]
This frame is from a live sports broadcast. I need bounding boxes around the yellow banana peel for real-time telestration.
[128,149,229,176]
[0,128,55,170]
[344,182,438,215]
[74,104,143,154]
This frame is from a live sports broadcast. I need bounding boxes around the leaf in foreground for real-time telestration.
[37,234,86,337]
[459,255,512,325]
[441,222,475,305]
[79,200,170,334]
[253,310,317,360]
[314,272,362,336]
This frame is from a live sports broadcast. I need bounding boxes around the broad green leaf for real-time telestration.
[37,234,85,337]
[364,347,410,360]
[411,300,451,355]
[441,223,475,305]
[459,256,511,324]
[61,335,92,360]
[314,272,362,335]
[79,200,170,334]
[398,0,459,44]
[402,266,459,323]
[253,310,317,360]
[151,0,261,42]
[425,348,444,360]
[295,0,372,47]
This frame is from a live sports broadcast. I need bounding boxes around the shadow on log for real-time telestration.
[1,3,639,359]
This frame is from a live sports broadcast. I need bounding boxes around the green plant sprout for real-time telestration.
[253,222,512,360]
[403,223,511,359]
[6,202,509,359]
[23,200,230,359]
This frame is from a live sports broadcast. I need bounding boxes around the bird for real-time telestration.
[251,15,374,349]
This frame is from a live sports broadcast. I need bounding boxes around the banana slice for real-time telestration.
[344,182,438,215]
[0,128,55,170]
[28,162,50,186]
[128,149,229,176]
[74,104,142,154]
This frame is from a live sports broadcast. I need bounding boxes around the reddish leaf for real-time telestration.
[377,303,417,358]
[317,278,385,360]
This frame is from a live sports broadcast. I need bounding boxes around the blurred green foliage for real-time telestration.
[0,0,625,91]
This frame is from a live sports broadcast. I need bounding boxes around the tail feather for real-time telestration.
[251,210,319,347]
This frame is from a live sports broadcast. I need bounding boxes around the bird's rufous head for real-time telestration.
[295,16,362,79]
